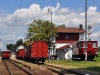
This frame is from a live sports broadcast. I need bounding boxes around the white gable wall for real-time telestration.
[57,47,72,60]
[79,33,84,41]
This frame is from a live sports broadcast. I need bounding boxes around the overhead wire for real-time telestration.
[0,0,18,41]
[1,0,24,46]
[6,0,18,35]
[7,0,24,35]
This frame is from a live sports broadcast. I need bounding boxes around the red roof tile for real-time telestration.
[57,45,70,50]
[57,27,85,33]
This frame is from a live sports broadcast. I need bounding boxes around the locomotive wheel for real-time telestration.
[32,59,36,63]
[41,58,45,64]
[87,56,95,60]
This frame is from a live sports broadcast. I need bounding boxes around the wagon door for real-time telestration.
[36,41,48,58]
[38,41,48,58]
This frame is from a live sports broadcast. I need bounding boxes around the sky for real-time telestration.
[0,0,100,50]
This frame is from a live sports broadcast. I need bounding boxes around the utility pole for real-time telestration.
[85,0,87,61]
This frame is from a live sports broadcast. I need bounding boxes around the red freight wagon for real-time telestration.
[2,50,11,59]
[26,40,48,64]
[72,40,98,60]
[15,46,26,59]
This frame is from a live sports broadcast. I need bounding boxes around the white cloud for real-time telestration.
[88,6,97,11]
[0,3,100,49]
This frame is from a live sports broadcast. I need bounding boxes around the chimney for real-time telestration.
[89,39,91,41]
[79,24,82,30]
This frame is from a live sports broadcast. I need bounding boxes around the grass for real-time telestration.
[18,64,24,67]
[45,51,100,73]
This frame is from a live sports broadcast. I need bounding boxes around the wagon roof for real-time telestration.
[16,46,25,51]
[27,40,48,46]
[2,50,10,51]
[17,46,25,49]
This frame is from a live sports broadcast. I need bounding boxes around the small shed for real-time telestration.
[57,44,73,60]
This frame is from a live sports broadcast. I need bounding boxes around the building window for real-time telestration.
[66,35,69,40]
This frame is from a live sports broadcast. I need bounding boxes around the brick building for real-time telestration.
[53,25,85,59]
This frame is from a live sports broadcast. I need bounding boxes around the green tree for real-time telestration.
[6,44,16,52]
[16,39,23,47]
[6,39,23,52]
[26,19,57,45]
[58,24,66,27]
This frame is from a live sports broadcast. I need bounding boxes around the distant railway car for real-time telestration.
[15,46,26,59]
[2,50,11,59]
[72,40,98,60]
[25,40,48,64]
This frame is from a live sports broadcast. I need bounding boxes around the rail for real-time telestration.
[9,59,33,75]
[4,60,13,75]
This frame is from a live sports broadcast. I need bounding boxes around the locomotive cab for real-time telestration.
[2,50,11,59]
[72,40,98,60]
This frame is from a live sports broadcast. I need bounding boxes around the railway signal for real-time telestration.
[88,21,96,39]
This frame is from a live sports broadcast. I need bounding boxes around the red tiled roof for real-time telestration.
[57,45,70,50]
[57,27,85,33]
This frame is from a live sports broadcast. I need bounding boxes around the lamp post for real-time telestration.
[48,8,53,61]
[23,31,26,42]
[0,33,1,41]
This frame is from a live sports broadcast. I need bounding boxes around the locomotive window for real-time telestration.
[74,45,75,49]
[76,43,78,48]
[83,42,85,47]
[92,42,96,47]
[80,42,82,47]
[77,42,81,48]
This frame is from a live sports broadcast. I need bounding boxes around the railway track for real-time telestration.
[10,59,84,75]
[4,58,100,75]
[1,59,10,75]
[44,64,84,75]
[9,59,54,75]
[1,59,33,75]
